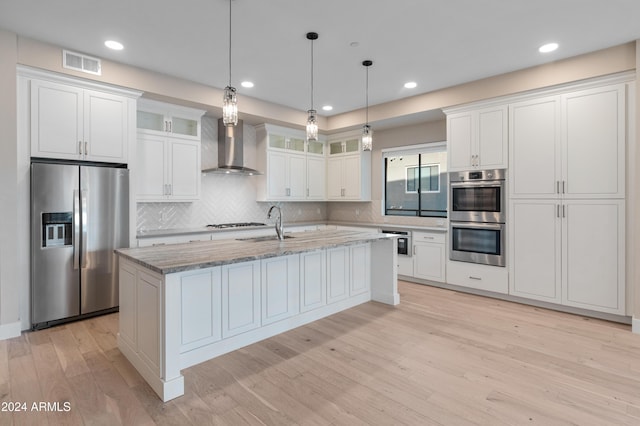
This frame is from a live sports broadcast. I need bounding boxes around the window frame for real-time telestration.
[382,142,447,218]
[405,163,440,194]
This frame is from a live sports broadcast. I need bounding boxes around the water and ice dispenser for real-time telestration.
[41,212,72,248]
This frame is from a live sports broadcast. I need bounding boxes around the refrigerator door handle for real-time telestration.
[81,189,88,269]
[73,189,81,270]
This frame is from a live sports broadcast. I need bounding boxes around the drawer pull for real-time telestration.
[469,276,482,281]
[152,243,166,247]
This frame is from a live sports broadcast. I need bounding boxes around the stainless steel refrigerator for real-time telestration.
[31,162,129,329]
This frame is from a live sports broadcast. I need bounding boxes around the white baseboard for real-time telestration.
[0,320,22,340]
[633,316,640,335]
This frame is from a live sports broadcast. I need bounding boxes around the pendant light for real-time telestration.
[306,32,319,142]
[222,0,238,126]
[361,60,373,151]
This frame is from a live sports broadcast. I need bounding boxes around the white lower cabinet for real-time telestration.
[136,270,161,374]
[350,244,370,296]
[446,260,509,294]
[118,261,137,349]
[509,199,625,314]
[397,255,414,276]
[179,269,222,353]
[221,261,261,338]
[412,232,446,282]
[300,250,327,312]
[327,247,349,304]
[261,255,300,326]
[509,200,561,302]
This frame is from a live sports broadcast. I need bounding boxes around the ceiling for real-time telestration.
[1,0,640,120]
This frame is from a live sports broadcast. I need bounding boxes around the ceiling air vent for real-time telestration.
[62,50,102,75]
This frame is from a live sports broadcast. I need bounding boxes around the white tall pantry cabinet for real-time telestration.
[508,82,627,315]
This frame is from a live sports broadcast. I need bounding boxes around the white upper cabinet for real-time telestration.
[446,104,507,171]
[137,99,202,140]
[256,124,326,201]
[326,136,371,201]
[136,133,201,201]
[30,77,138,163]
[306,155,326,200]
[561,84,626,198]
[509,95,562,198]
[510,84,626,199]
[135,100,204,202]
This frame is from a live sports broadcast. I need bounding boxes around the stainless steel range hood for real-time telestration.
[202,118,262,175]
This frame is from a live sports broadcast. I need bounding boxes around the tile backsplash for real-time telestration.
[137,174,327,230]
[136,118,327,232]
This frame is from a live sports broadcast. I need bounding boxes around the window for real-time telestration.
[383,144,447,217]
[406,164,439,193]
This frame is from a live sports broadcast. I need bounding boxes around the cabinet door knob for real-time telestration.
[78,141,83,155]
[84,141,88,156]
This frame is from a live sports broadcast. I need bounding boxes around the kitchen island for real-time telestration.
[115,229,399,401]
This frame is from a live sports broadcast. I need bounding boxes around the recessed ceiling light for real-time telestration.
[241,81,254,88]
[104,40,124,51]
[404,82,417,89]
[539,42,559,53]
[322,105,333,111]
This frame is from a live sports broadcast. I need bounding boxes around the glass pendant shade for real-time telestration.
[362,124,373,151]
[362,59,373,151]
[306,109,318,142]
[222,86,238,126]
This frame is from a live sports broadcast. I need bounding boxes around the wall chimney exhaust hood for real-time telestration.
[202,119,262,175]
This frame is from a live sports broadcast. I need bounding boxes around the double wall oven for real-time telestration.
[449,169,506,267]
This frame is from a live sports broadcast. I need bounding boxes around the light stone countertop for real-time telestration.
[118,229,396,275]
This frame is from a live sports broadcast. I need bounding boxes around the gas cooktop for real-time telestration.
[206,222,266,229]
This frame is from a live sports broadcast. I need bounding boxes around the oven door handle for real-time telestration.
[450,222,504,230]
[450,180,504,188]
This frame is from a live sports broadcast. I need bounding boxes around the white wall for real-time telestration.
[0,29,21,338]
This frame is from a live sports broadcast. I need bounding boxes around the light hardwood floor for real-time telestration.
[2,281,640,425]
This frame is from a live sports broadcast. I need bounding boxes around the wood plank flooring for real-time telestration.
[1,281,640,425]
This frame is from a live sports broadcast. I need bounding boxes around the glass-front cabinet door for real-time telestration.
[269,134,305,152]
[170,116,199,137]
[307,140,325,155]
[137,110,165,132]
[137,99,203,140]
[329,138,360,155]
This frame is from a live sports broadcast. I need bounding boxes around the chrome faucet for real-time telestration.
[267,205,284,240]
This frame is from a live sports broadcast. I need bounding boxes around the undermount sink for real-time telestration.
[236,235,294,242]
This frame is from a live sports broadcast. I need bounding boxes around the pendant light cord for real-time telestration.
[310,38,314,109]
[228,0,232,87]
[365,65,369,125]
